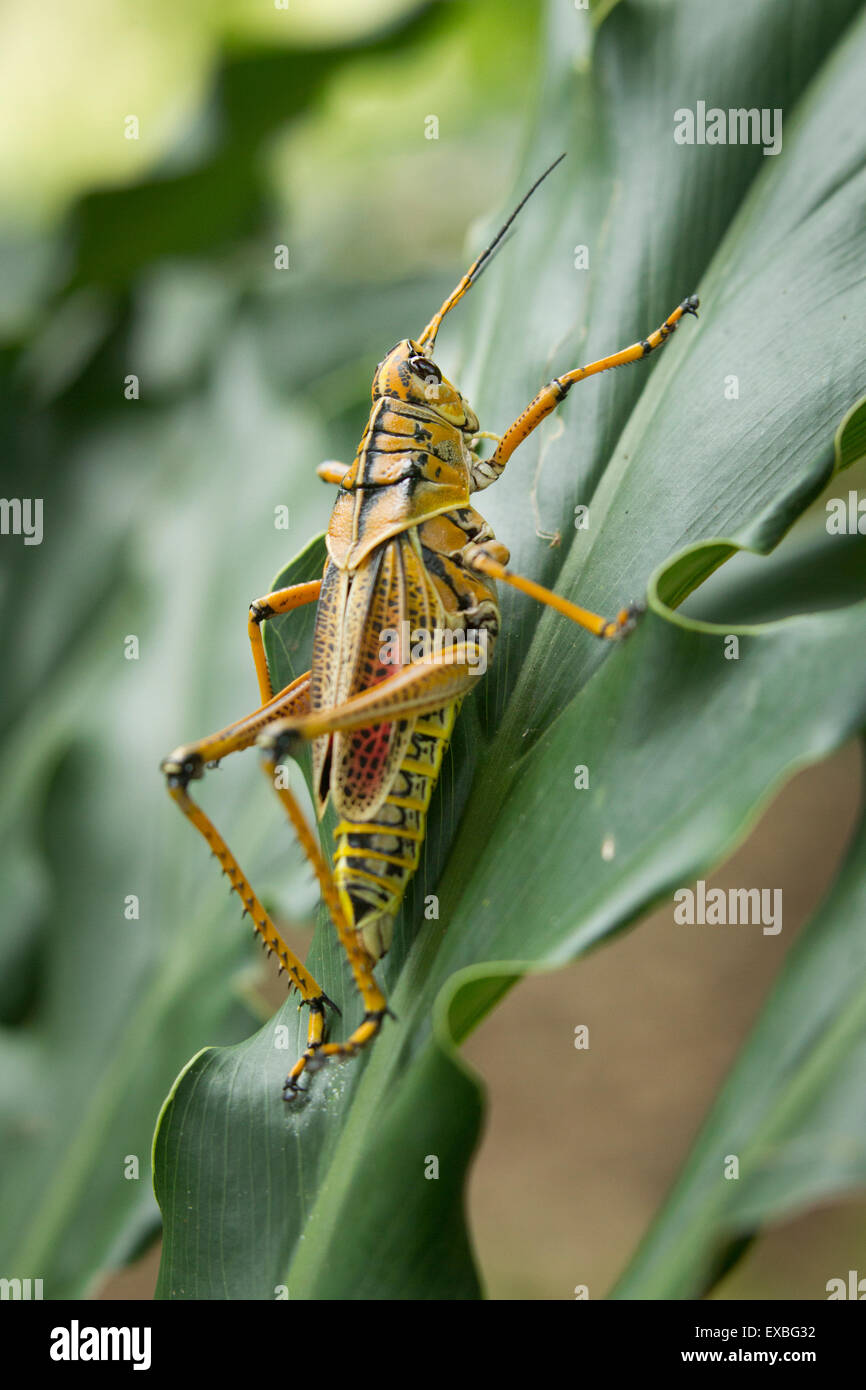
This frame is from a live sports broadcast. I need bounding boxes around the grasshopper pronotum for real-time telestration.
[162,157,698,1098]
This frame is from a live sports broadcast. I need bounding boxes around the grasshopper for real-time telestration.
[162,156,698,1098]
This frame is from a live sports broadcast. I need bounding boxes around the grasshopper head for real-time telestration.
[372,340,479,433]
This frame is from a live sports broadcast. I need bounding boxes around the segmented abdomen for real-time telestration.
[333,702,457,961]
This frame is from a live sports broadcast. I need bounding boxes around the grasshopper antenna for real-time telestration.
[417,152,567,350]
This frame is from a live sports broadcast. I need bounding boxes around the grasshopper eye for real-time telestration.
[409,355,442,383]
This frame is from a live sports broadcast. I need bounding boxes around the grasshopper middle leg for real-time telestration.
[463,542,643,639]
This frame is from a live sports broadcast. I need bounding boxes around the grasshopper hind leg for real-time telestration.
[279,898,395,1101]
[259,729,393,1098]
[258,646,484,1096]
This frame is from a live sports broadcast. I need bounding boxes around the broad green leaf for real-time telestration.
[154,534,866,1299]
[154,0,866,1299]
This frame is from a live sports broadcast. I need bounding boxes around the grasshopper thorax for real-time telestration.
[372,339,479,434]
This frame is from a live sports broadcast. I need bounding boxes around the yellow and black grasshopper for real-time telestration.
[162,157,698,1098]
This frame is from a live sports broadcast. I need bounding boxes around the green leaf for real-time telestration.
[154,0,866,1299]
[154,536,866,1299]
[835,396,866,473]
